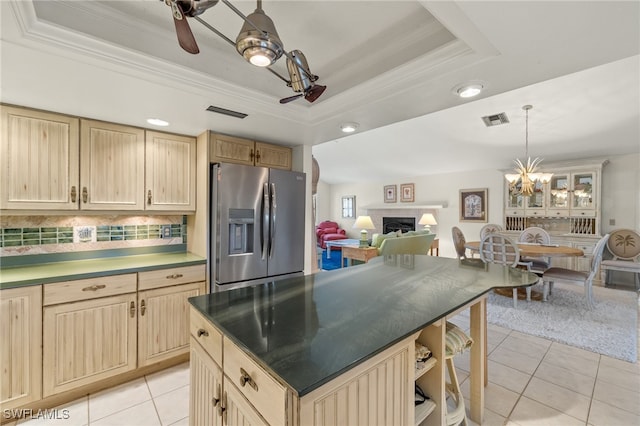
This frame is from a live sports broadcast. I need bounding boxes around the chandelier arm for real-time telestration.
[266,67,291,84]
[220,0,268,38]
[193,16,235,46]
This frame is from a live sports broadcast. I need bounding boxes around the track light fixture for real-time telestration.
[162,0,326,104]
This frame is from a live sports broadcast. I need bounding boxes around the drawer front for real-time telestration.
[571,210,597,218]
[223,337,286,426]
[190,307,223,366]
[547,209,569,218]
[138,264,205,290]
[44,274,136,306]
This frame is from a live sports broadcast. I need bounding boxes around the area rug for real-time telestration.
[321,249,347,270]
[487,283,638,363]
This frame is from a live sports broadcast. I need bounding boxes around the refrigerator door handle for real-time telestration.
[262,182,270,260]
[269,183,277,258]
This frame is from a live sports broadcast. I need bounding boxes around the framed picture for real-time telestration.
[384,185,397,203]
[460,188,488,222]
[400,183,415,202]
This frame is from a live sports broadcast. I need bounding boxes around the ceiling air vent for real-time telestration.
[481,112,509,127]
[206,105,248,119]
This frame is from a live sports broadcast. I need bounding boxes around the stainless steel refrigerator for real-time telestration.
[210,163,306,291]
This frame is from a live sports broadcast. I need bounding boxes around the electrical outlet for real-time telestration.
[161,225,172,239]
[609,219,615,226]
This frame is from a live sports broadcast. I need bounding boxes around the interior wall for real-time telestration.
[314,153,639,259]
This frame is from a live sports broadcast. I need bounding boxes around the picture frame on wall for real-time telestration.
[384,185,397,203]
[460,188,488,222]
[400,183,415,202]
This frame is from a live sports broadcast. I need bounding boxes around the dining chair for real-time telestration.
[542,234,610,308]
[480,224,503,240]
[599,229,640,290]
[452,226,475,260]
[518,227,551,273]
[479,233,533,307]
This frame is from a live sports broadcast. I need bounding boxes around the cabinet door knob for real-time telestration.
[129,301,136,318]
[197,329,209,337]
[239,368,258,391]
[82,187,88,203]
[147,190,152,204]
[70,186,77,203]
[212,383,221,407]
[140,299,146,316]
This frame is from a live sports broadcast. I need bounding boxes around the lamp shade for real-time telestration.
[353,215,375,230]
[418,213,437,226]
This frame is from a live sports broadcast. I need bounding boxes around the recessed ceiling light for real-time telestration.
[147,118,169,127]
[452,81,485,98]
[340,122,359,133]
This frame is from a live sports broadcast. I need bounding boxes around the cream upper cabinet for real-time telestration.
[0,285,42,410]
[80,119,145,210]
[254,142,292,170]
[210,134,256,166]
[145,131,197,212]
[210,133,292,170]
[1,105,79,210]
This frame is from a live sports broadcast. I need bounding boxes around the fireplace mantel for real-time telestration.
[363,203,445,210]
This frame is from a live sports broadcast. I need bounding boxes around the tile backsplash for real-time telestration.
[0,215,187,257]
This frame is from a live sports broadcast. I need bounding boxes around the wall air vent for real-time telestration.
[481,112,509,127]
[206,105,248,119]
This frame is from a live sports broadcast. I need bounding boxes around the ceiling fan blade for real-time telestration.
[279,94,304,104]
[304,85,326,103]
[172,2,199,54]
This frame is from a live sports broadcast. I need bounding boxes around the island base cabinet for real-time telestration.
[298,334,416,426]
[42,294,137,397]
[190,339,223,426]
[0,285,42,410]
[223,380,269,426]
[138,282,205,367]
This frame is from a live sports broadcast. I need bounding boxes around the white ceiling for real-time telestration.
[1,1,639,184]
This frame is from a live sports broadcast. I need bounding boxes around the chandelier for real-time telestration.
[504,105,552,196]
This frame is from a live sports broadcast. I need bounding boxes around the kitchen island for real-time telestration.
[189,255,538,425]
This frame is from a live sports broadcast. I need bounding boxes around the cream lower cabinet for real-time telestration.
[0,285,43,410]
[138,281,205,367]
[42,289,137,396]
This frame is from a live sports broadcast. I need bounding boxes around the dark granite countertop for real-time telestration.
[189,255,538,397]
[0,252,206,289]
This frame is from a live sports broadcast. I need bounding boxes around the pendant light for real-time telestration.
[505,105,552,196]
[235,0,284,67]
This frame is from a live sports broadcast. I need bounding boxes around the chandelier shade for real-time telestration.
[235,3,284,67]
[505,105,552,196]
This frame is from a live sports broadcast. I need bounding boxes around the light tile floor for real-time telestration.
[14,301,640,426]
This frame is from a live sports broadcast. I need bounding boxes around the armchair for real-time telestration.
[316,221,348,249]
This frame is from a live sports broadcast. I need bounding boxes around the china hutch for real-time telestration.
[503,158,608,271]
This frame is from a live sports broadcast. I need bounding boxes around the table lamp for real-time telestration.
[353,215,375,247]
[418,213,437,233]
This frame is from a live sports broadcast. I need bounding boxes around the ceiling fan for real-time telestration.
[162,0,327,104]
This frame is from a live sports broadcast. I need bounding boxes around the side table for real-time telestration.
[342,246,379,267]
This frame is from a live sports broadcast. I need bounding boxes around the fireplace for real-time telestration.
[382,217,415,234]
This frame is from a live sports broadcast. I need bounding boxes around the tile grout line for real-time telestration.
[144,375,163,426]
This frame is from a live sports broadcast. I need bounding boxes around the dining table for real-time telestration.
[464,241,585,258]
[464,241,584,301]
